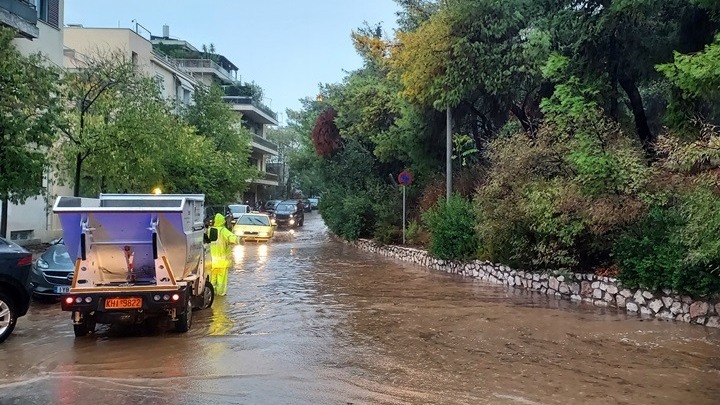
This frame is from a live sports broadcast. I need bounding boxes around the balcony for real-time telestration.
[249,134,278,157]
[0,0,39,39]
[224,96,279,126]
[174,58,235,84]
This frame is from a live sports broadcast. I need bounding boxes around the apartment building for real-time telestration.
[150,27,280,205]
[1,0,67,244]
[63,26,198,109]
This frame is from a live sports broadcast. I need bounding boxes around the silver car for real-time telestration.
[30,239,74,298]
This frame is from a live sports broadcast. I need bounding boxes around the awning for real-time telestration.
[176,75,195,91]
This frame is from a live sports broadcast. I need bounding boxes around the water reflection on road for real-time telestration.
[1,213,719,404]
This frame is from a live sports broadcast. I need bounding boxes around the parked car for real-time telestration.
[228,204,251,222]
[0,237,32,343]
[232,213,276,242]
[263,200,281,215]
[273,200,305,228]
[308,198,319,210]
[302,199,313,213]
[204,205,234,229]
[30,238,74,299]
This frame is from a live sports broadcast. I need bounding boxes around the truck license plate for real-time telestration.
[54,286,70,294]
[105,297,142,309]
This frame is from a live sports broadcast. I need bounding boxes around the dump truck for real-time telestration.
[53,194,215,337]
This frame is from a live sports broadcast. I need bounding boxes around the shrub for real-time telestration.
[422,195,478,260]
[614,186,720,296]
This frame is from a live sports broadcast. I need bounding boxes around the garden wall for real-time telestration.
[351,239,720,329]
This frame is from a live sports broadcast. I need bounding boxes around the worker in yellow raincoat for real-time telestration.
[208,213,241,296]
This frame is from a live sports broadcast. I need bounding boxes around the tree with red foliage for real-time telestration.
[311,108,342,157]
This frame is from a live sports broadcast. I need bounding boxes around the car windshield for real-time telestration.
[266,201,279,208]
[276,204,296,212]
[237,215,270,226]
[229,205,245,214]
[51,245,74,265]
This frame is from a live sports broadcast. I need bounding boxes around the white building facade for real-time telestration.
[1,0,67,244]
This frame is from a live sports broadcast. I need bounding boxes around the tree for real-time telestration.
[181,84,255,204]
[0,27,63,237]
[57,51,139,196]
[311,108,343,157]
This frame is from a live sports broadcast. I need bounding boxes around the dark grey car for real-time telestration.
[30,239,74,298]
[0,237,32,343]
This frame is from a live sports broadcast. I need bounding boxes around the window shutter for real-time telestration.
[47,0,59,28]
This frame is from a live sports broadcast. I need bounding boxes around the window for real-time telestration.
[155,74,165,92]
[10,230,34,241]
[34,0,59,28]
[131,51,138,66]
[35,0,47,21]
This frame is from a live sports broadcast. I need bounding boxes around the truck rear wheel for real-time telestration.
[73,315,95,337]
[203,282,214,310]
[174,296,193,333]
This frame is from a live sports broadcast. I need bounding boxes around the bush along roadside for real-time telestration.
[350,239,720,329]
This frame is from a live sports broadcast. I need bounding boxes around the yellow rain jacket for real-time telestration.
[208,213,240,269]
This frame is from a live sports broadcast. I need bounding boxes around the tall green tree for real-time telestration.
[0,27,63,237]
[58,51,138,196]
[181,84,255,204]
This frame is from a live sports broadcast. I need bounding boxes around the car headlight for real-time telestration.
[289,219,295,225]
[271,219,277,225]
[259,232,268,237]
[37,258,49,269]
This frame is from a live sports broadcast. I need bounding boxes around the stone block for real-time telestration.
[603,293,614,304]
[606,285,618,295]
[694,317,707,325]
[626,302,639,312]
[690,302,709,318]
[591,281,600,289]
[569,283,580,294]
[616,295,626,308]
[662,288,672,296]
[619,289,633,298]
[640,306,653,316]
[682,303,690,314]
[642,291,654,300]
[682,314,691,323]
[681,296,692,304]
[557,275,565,282]
[559,284,570,295]
[716,303,720,316]
[593,289,603,299]
[661,296,673,309]
[657,310,673,320]
[594,300,609,307]
[706,317,720,328]
[633,290,646,306]
[549,277,559,291]
[670,302,682,315]
[571,294,582,301]
[648,299,664,313]
[581,281,592,296]
[599,283,608,292]
[533,274,540,282]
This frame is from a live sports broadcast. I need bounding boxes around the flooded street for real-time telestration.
[1,213,719,405]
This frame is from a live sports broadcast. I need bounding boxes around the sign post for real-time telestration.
[397,171,413,244]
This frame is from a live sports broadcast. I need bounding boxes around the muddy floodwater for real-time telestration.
[1,213,719,404]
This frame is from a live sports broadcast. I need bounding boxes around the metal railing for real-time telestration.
[251,134,279,153]
[222,96,278,121]
[2,0,38,24]
[174,58,234,83]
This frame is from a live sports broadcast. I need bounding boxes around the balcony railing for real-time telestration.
[0,0,39,38]
[223,96,278,121]
[252,134,279,153]
[263,171,279,181]
[174,58,235,83]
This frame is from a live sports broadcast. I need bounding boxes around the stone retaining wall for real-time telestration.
[351,239,720,329]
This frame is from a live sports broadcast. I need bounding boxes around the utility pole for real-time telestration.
[446,106,452,201]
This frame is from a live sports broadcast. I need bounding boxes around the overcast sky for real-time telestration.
[64,0,400,124]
